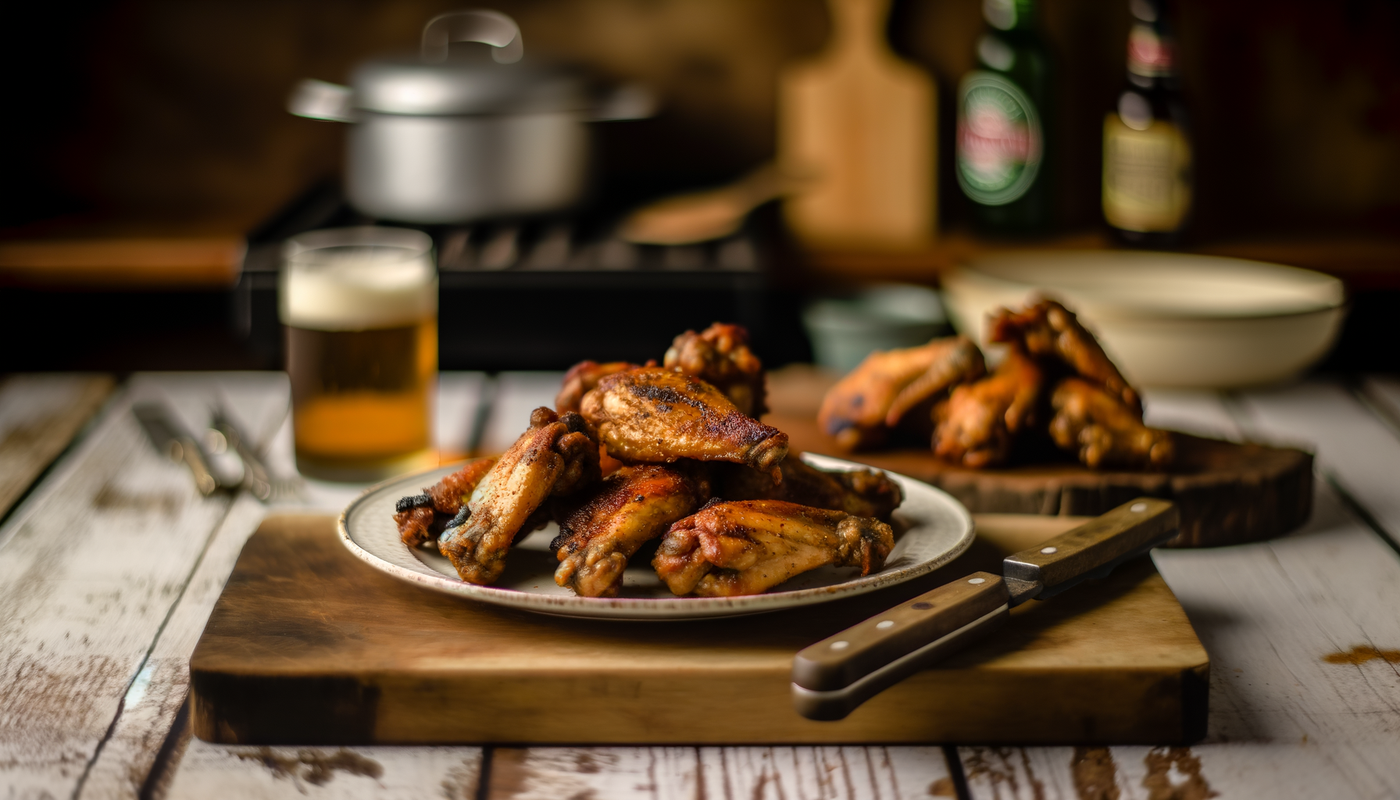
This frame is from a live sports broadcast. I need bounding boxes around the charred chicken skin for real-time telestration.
[989,299,1141,416]
[663,323,768,417]
[713,457,903,522]
[818,337,986,450]
[653,499,895,597]
[556,360,653,414]
[439,408,600,585]
[551,465,711,597]
[394,457,497,547]
[580,368,789,480]
[933,346,1045,468]
[1049,378,1175,469]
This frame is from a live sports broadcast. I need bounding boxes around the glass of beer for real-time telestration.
[280,227,438,481]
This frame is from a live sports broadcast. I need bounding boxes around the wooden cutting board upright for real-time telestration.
[189,513,1208,746]
[778,0,936,250]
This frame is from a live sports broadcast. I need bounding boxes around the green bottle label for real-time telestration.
[956,71,1043,206]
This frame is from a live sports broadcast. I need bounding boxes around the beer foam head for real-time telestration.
[280,229,437,331]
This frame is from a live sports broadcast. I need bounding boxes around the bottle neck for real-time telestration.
[983,0,1036,32]
[1126,22,1176,84]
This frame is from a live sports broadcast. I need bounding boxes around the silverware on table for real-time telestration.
[791,497,1179,721]
[132,402,231,496]
[210,404,304,503]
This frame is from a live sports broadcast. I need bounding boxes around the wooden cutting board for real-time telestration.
[765,368,1314,547]
[189,513,1208,746]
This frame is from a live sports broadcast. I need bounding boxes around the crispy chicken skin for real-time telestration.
[556,360,653,414]
[663,323,768,417]
[933,346,1045,468]
[989,299,1142,415]
[394,457,496,547]
[654,499,895,597]
[439,408,600,585]
[818,337,986,450]
[580,368,789,479]
[1049,378,1175,469]
[713,457,903,522]
[551,465,711,597]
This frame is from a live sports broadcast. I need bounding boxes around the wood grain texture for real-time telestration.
[0,373,114,525]
[188,513,1206,745]
[0,237,245,288]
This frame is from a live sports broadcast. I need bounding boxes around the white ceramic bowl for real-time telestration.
[941,251,1347,389]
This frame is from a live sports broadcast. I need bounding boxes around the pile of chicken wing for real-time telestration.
[819,299,1175,470]
[395,323,903,598]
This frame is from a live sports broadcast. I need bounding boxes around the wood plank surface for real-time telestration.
[0,373,114,527]
[167,742,482,799]
[0,373,287,799]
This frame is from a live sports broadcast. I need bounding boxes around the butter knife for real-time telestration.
[133,402,223,496]
[792,497,1179,720]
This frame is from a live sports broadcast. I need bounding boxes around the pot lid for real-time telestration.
[351,55,589,116]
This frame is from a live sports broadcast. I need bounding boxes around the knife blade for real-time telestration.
[791,497,1179,721]
[133,402,223,496]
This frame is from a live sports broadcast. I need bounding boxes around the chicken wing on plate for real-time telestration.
[933,346,1045,468]
[663,323,768,417]
[818,337,986,450]
[439,408,600,585]
[580,368,789,479]
[394,456,496,547]
[989,299,1141,415]
[556,360,653,414]
[1049,378,1175,469]
[712,457,903,522]
[653,499,895,597]
[551,465,711,597]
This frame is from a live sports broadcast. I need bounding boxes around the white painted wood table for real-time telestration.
[3,371,1399,800]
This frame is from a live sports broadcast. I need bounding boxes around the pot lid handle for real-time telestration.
[422,10,523,65]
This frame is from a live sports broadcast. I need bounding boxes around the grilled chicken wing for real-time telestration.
[439,408,600,585]
[394,457,496,547]
[663,323,768,417]
[1049,378,1175,469]
[818,337,986,450]
[654,499,894,597]
[580,368,789,479]
[933,346,1045,468]
[556,360,653,414]
[551,465,711,597]
[989,299,1141,415]
[713,457,903,522]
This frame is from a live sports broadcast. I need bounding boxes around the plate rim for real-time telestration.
[337,453,976,620]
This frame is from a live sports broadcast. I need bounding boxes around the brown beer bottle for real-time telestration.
[1102,0,1193,246]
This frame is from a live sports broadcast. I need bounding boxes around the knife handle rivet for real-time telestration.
[1041,546,1058,554]
[912,602,932,610]
[968,578,986,585]
[876,620,894,629]
[1131,502,1148,512]
[831,640,850,650]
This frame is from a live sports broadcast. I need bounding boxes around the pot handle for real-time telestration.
[422,10,523,64]
[589,83,658,122]
[288,78,354,123]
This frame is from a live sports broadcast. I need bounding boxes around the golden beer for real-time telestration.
[280,228,438,481]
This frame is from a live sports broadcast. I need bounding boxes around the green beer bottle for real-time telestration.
[955,0,1054,235]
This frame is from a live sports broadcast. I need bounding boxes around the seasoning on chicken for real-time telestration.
[394,456,497,547]
[818,337,986,450]
[989,298,1141,416]
[556,360,654,414]
[551,464,711,597]
[1049,378,1175,469]
[439,408,600,585]
[933,346,1046,468]
[712,456,903,522]
[663,322,768,417]
[653,499,894,597]
[580,368,789,480]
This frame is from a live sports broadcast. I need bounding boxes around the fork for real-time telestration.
[210,404,305,503]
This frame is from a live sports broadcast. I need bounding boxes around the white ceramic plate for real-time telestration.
[338,453,975,620]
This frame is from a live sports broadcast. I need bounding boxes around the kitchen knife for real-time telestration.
[133,402,224,496]
[792,497,1178,721]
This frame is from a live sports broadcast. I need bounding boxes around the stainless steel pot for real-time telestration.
[289,10,651,224]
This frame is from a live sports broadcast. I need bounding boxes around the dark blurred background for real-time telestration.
[2,0,1398,370]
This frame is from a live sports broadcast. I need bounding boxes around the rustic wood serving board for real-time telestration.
[765,368,1314,547]
[189,513,1208,746]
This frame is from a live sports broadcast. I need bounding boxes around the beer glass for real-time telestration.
[280,227,438,481]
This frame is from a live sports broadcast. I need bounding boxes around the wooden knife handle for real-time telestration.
[793,571,1009,694]
[1003,497,1178,596]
